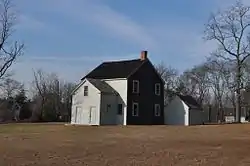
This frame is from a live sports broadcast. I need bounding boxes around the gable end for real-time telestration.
[127,59,165,84]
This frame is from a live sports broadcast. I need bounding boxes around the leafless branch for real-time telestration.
[0,0,24,79]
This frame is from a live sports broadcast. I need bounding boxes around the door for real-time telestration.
[75,106,82,124]
[89,106,97,125]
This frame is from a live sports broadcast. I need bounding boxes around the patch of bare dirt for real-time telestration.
[1,124,250,166]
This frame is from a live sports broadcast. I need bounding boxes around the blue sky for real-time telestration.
[9,0,244,86]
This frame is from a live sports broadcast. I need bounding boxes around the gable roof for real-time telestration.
[87,78,116,94]
[71,78,117,95]
[82,59,146,80]
[178,94,201,109]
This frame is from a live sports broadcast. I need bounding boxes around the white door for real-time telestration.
[75,106,82,124]
[89,106,97,125]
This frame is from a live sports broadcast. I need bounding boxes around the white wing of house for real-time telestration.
[71,78,125,125]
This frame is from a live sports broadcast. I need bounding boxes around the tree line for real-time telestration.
[156,57,241,122]
[0,70,75,122]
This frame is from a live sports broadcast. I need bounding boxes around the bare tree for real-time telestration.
[190,65,210,105]
[205,59,231,121]
[224,68,237,108]
[32,69,75,121]
[0,77,23,98]
[0,0,24,79]
[204,1,250,122]
[176,71,196,96]
[177,65,210,105]
[60,82,75,121]
[156,62,179,105]
[32,69,47,120]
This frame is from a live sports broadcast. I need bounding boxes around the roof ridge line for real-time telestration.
[102,58,140,63]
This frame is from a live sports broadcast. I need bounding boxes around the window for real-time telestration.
[132,102,139,116]
[107,104,111,112]
[84,86,88,96]
[154,104,161,116]
[117,104,123,115]
[155,83,161,95]
[132,80,139,93]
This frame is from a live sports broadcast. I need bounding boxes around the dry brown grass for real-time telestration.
[1,123,250,166]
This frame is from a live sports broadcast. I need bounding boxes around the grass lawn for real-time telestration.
[1,123,250,166]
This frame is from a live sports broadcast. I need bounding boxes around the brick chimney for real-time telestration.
[140,51,148,60]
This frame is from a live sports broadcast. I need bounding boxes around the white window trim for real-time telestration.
[132,102,139,116]
[155,83,160,95]
[132,80,139,93]
[84,86,88,96]
[154,104,161,116]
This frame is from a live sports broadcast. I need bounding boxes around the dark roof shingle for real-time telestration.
[178,94,201,109]
[82,59,145,80]
[87,78,116,93]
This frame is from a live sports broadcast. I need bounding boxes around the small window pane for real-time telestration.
[84,86,88,96]
[155,84,160,95]
[132,103,139,116]
[133,80,139,93]
[155,104,161,116]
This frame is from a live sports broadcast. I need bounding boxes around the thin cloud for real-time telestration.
[83,2,157,49]
[41,0,157,49]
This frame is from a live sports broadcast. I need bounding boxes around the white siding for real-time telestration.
[164,96,188,125]
[100,93,118,125]
[71,79,101,125]
[103,79,127,125]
